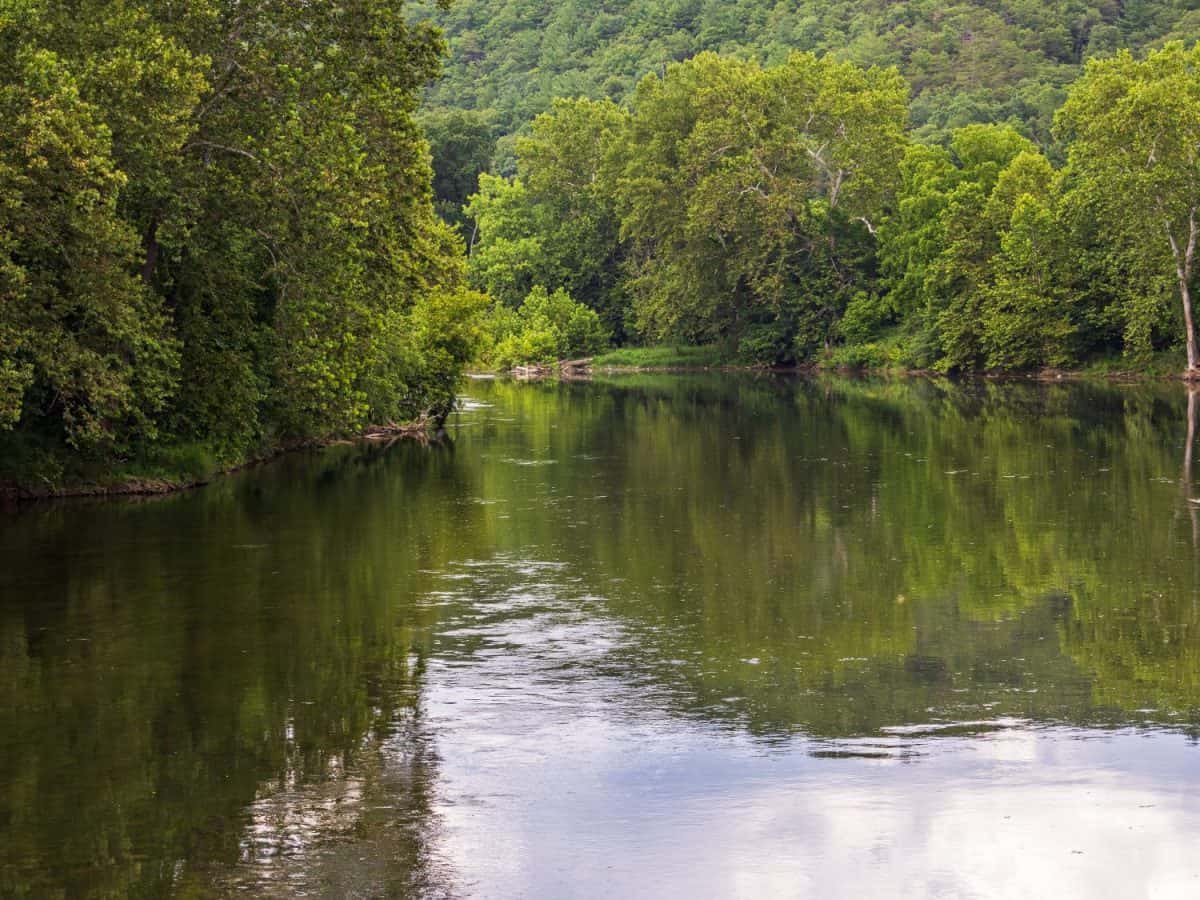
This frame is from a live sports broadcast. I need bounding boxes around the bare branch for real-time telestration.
[185,140,270,168]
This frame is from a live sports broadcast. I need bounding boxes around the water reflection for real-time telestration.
[3,375,1200,897]
[0,443,481,897]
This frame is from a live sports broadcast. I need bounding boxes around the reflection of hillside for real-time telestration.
[460,376,1200,736]
[1061,585,1200,722]
[0,442,487,898]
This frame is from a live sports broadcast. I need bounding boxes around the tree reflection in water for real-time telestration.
[3,375,1200,897]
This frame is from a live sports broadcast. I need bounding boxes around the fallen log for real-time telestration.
[510,358,594,379]
[362,414,435,442]
[512,364,555,379]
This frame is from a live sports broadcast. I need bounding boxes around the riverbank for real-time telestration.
[587,345,1191,381]
[6,355,1189,501]
[0,422,441,503]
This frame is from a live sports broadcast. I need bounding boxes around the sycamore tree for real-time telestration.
[610,52,908,361]
[1057,42,1200,374]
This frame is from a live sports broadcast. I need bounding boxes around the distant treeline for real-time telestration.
[0,0,486,483]
[420,0,1200,148]
[459,46,1200,374]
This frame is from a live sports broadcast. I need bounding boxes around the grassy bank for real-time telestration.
[588,343,1191,380]
[592,345,733,368]
[0,433,282,501]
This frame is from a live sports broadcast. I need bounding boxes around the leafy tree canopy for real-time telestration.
[0,0,486,478]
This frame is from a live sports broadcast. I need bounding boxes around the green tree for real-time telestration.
[978,156,1076,368]
[0,37,179,452]
[611,52,907,360]
[879,125,1078,371]
[1058,42,1200,374]
[0,0,481,479]
[466,97,630,336]
[421,108,497,227]
[466,173,563,306]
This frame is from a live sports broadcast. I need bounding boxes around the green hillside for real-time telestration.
[433,31,1200,375]
[418,0,1200,144]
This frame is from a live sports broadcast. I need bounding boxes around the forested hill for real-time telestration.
[418,0,1199,143]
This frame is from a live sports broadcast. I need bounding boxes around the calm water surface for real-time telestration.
[3,375,1200,898]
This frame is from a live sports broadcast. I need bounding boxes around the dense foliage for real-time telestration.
[485,286,610,369]
[465,45,1200,374]
[0,0,486,482]
[7,0,1200,482]
[465,97,628,337]
[418,0,1200,146]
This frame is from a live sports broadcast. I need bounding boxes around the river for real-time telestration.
[3,374,1200,898]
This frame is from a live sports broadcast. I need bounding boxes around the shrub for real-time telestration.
[825,342,898,370]
[484,286,610,369]
[737,321,795,365]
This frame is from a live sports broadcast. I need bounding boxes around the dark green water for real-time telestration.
[4,375,1200,898]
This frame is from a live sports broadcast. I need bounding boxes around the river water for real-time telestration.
[3,375,1200,898]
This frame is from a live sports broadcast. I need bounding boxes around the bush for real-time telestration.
[484,286,610,369]
[838,292,891,344]
[824,341,903,370]
[737,321,795,365]
[492,327,562,369]
[366,288,491,423]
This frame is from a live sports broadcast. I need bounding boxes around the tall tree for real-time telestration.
[1058,42,1200,374]
[466,97,629,335]
[610,52,907,359]
[0,10,184,451]
[0,0,483,471]
[422,108,497,228]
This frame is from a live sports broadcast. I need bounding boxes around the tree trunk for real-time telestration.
[1185,388,1199,547]
[1186,387,1196,483]
[1170,209,1199,376]
[1184,279,1198,375]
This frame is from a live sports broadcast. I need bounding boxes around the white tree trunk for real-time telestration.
[1168,208,1199,375]
[1184,279,1198,374]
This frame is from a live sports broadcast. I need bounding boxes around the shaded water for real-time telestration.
[3,375,1200,898]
